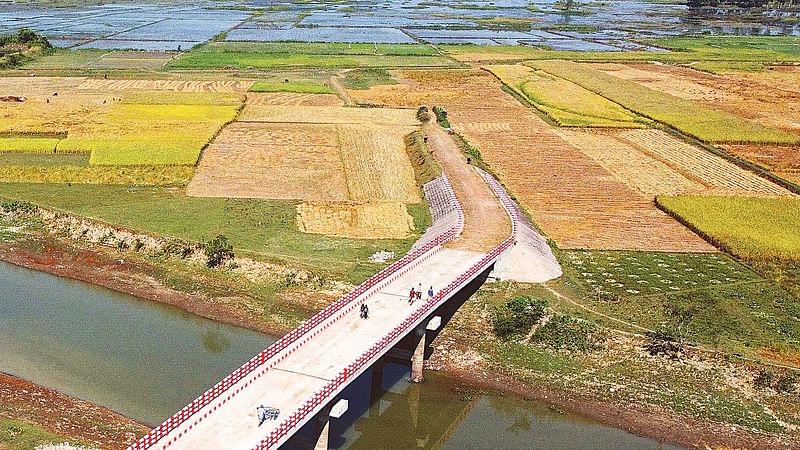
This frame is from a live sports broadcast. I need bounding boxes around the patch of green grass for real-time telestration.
[339,68,397,90]
[0,153,89,167]
[404,130,441,186]
[657,196,800,261]
[486,64,646,128]
[688,61,766,74]
[528,60,799,144]
[21,48,108,69]
[560,250,800,355]
[440,36,800,63]
[0,165,193,185]
[0,183,425,281]
[167,42,453,70]
[0,137,60,153]
[0,418,83,450]
[249,80,334,94]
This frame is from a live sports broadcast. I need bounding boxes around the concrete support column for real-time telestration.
[313,399,348,450]
[410,329,426,383]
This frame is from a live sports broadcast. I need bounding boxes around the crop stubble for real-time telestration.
[350,69,715,251]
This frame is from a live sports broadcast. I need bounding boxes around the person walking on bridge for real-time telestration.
[409,287,416,305]
[428,286,434,301]
[416,283,423,302]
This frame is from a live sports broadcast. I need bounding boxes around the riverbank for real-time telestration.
[0,372,148,450]
[1,210,798,449]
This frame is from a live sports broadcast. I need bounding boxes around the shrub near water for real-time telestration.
[492,295,547,339]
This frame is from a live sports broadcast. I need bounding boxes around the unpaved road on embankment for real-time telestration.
[425,123,511,252]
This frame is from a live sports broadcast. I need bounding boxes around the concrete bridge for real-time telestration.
[129,160,560,450]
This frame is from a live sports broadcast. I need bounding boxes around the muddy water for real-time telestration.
[0,260,272,425]
[2,261,682,448]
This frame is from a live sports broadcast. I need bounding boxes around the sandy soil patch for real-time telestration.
[297,201,414,239]
[246,92,342,106]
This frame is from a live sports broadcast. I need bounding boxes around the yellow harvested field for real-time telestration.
[337,124,421,203]
[351,69,715,252]
[297,201,415,239]
[77,79,254,92]
[240,105,418,125]
[553,129,705,196]
[246,92,342,106]
[187,122,349,200]
[617,129,792,196]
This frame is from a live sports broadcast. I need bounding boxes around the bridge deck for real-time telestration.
[155,248,484,450]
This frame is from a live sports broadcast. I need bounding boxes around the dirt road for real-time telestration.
[424,123,511,252]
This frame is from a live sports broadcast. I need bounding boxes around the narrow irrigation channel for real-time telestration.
[1,260,682,449]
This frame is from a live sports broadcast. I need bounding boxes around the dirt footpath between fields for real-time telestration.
[424,124,510,252]
[0,372,148,449]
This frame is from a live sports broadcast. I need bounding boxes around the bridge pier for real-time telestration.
[312,399,348,450]
[410,316,441,383]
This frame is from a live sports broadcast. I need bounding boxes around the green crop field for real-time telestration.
[527,60,800,144]
[0,183,429,281]
[485,64,646,128]
[249,80,334,94]
[0,137,60,153]
[57,101,240,166]
[168,42,456,70]
[657,195,800,261]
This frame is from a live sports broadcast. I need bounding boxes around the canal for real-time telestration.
[0,260,681,449]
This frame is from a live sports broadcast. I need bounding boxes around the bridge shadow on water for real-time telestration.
[281,266,493,450]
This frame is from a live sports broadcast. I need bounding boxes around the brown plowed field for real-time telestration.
[721,144,800,172]
[246,92,342,106]
[297,201,415,239]
[187,122,348,201]
[240,105,418,125]
[350,70,715,252]
[618,129,792,197]
[553,129,705,197]
[77,79,254,92]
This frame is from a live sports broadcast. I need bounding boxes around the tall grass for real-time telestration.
[657,195,800,261]
[0,137,60,153]
[0,165,194,186]
[528,60,800,144]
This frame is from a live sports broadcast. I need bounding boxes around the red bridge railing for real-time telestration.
[255,169,521,449]
[129,175,464,450]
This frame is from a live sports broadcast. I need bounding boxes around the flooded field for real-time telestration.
[1,0,798,51]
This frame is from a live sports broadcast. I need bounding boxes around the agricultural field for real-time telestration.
[484,64,646,128]
[658,195,800,261]
[347,69,714,252]
[0,77,243,169]
[245,92,342,106]
[188,96,421,239]
[560,250,800,359]
[167,42,457,70]
[593,62,800,139]
[527,60,800,145]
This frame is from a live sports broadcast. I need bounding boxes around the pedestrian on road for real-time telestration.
[409,287,416,305]
[428,286,434,300]
[363,303,369,319]
[416,283,423,301]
